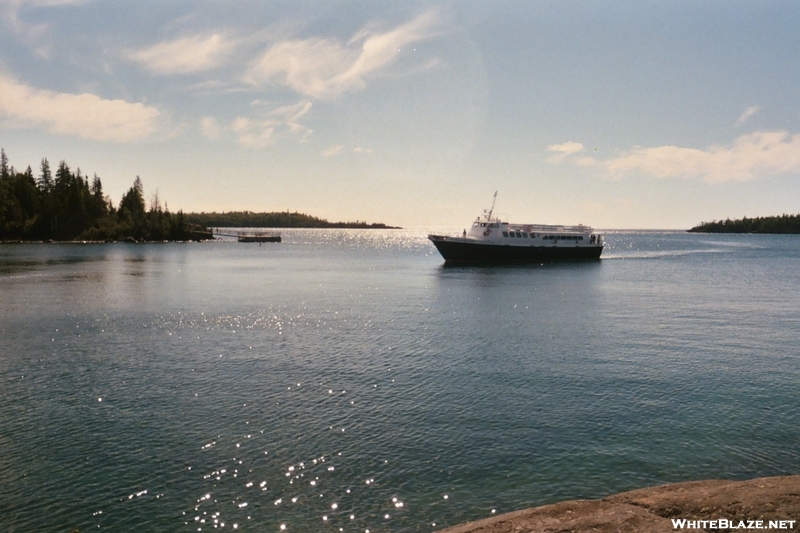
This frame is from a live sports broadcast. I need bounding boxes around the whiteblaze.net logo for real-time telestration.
[672,519,796,530]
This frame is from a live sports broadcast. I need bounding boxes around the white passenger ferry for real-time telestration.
[428,193,603,263]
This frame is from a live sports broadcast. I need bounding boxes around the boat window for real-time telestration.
[522,233,528,238]
[578,236,583,240]
[502,231,509,237]
[509,232,516,238]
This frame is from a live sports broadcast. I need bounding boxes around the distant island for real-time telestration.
[688,214,800,234]
[184,211,400,229]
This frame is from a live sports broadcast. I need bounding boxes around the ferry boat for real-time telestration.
[428,193,603,263]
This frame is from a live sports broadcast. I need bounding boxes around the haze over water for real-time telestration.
[2,230,799,532]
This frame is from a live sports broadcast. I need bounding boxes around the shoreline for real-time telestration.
[437,475,800,533]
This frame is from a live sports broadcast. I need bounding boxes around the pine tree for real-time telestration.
[89,173,109,220]
[0,149,9,180]
[54,160,71,193]
[38,158,52,195]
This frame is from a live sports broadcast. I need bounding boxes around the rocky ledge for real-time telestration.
[438,475,800,533]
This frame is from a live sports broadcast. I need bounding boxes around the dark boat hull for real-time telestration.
[238,235,281,243]
[428,236,602,263]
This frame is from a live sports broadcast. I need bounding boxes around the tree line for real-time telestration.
[184,211,399,229]
[0,149,209,242]
[688,214,800,234]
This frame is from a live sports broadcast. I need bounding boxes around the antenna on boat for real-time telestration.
[487,191,498,221]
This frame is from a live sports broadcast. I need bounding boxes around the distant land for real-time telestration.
[185,211,401,229]
[688,214,800,233]
[0,149,398,243]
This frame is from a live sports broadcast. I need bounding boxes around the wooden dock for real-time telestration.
[212,230,282,243]
[238,233,281,243]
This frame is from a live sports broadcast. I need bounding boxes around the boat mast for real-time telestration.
[486,191,498,222]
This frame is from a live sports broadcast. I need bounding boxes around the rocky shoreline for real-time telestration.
[438,475,800,533]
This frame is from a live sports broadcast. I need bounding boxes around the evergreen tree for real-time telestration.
[0,150,203,241]
[118,176,147,239]
[54,160,71,194]
[87,173,110,222]
[38,158,52,195]
[0,149,9,180]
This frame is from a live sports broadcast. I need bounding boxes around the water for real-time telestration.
[1,229,799,532]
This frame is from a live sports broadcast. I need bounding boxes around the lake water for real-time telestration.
[2,229,799,532]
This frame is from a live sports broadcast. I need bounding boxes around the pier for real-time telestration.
[212,229,282,243]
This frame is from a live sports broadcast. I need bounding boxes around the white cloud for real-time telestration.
[546,141,584,163]
[322,145,343,157]
[200,116,220,139]
[245,9,443,100]
[604,131,800,183]
[228,101,313,147]
[128,34,235,75]
[736,105,760,125]
[0,74,160,142]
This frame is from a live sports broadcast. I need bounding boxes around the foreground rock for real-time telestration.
[438,475,800,533]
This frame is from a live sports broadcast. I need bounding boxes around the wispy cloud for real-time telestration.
[736,105,760,125]
[128,33,236,75]
[321,145,373,157]
[546,141,583,163]
[244,9,444,100]
[227,101,313,147]
[0,0,86,56]
[321,145,343,157]
[603,131,800,183]
[0,0,84,31]
[0,74,160,142]
[200,116,221,139]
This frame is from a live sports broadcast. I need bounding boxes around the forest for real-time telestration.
[688,214,800,234]
[0,149,209,242]
[184,211,399,229]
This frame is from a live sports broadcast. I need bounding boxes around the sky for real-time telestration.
[1,0,799,229]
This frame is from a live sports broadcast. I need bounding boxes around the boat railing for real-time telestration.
[508,224,593,233]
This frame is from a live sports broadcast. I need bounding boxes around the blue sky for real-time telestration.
[1,1,799,228]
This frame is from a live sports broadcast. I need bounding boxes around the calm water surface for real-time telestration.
[1,229,799,532]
